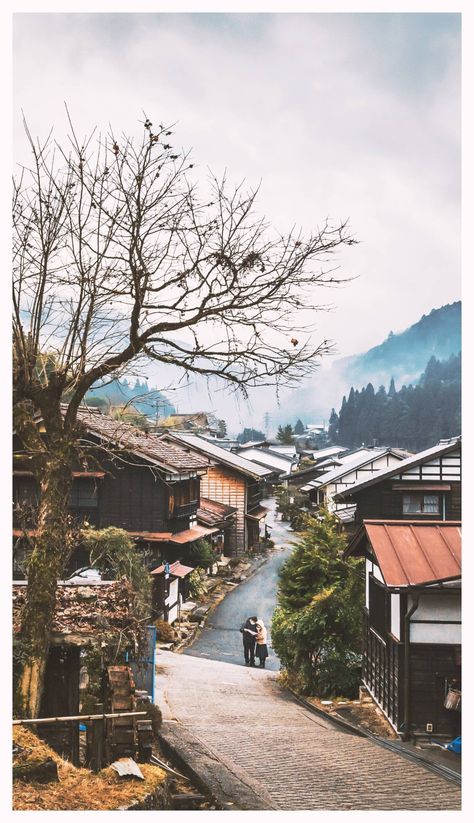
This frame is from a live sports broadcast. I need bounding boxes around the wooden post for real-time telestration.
[90,703,104,773]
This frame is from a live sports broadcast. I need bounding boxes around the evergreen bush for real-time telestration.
[271,511,363,697]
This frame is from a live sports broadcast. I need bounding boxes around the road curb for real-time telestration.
[286,687,368,738]
[159,721,279,810]
[286,688,461,786]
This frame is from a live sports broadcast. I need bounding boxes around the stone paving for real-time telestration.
[156,650,462,811]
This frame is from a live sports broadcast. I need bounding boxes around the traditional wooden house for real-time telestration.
[300,447,410,524]
[278,445,349,491]
[333,437,461,525]
[345,520,461,740]
[13,406,213,575]
[163,432,272,555]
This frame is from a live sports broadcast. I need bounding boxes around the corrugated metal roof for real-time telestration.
[334,437,461,501]
[111,758,144,779]
[165,433,272,479]
[150,560,195,577]
[233,447,293,473]
[364,520,461,587]
[312,446,349,462]
[197,497,237,526]
[168,524,219,544]
[246,505,269,521]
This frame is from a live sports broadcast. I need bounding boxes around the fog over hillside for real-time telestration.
[140,301,460,435]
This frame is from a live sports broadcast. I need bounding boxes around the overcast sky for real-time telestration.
[12,11,461,428]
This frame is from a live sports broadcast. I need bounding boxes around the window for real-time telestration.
[69,479,98,508]
[402,494,439,514]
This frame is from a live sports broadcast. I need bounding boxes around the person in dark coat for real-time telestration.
[240,616,258,666]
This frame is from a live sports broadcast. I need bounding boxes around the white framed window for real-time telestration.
[402,493,439,514]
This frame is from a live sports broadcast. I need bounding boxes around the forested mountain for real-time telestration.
[275,301,461,427]
[85,378,175,419]
[328,353,461,452]
[332,301,461,391]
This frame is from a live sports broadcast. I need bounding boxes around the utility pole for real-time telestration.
[263,412,272,438]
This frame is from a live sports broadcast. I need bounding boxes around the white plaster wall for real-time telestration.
[410,623,461,644]
[408,592,460,621]
[390,593,401,639]
[408,591,461,643]
[327,452,405,510]
[365,559,372,608]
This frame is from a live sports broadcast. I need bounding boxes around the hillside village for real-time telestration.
[12,10,461,810]
[13,399,462,808]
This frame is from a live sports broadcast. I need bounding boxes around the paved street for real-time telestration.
[157,501,461,810]
[156,651,461,810]
[184,498,294,670]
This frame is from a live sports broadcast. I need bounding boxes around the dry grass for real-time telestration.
[13,727,167,811]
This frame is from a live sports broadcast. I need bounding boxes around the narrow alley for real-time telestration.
[156,500,461,811]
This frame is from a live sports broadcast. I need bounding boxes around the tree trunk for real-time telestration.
[14,457,73,718]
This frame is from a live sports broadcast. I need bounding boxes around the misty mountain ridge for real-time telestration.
[276,301,461,425]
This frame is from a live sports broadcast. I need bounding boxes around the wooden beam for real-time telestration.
[13,711,147,725]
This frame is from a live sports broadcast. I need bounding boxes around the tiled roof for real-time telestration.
[74,407,209,473]
[347,520,461,587]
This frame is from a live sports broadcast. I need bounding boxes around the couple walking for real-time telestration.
[240,616,269,668]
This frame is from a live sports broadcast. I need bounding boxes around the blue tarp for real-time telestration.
[447,736,461,754]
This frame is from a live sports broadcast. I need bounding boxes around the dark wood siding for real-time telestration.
[39,646,81,765]
[408,644,461,737]
[98,460,168,531]
[354,480,461,524]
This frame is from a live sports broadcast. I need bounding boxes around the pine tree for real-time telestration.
[294,419,305,435]
[277,424,294,444]
[328,408,339,443]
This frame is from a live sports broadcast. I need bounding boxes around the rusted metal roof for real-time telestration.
[246,505,269,521]
[197,497,237,526]
[150,560,195,578]
[129,531,173,542]
[361,520,461,587]
[168,525,219,544]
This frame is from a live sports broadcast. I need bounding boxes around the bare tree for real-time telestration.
[13,112,355,716]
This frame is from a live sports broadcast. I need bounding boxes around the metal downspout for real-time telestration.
[403,591,420,741]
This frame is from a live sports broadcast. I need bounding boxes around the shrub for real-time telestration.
[154,620,176,642]
[271,511,363,698]
[188,538,216,570]
[188,568,207,600]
